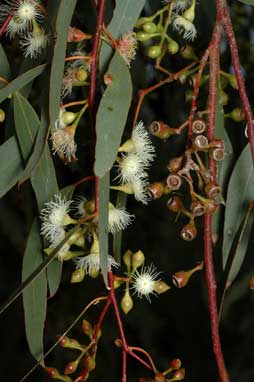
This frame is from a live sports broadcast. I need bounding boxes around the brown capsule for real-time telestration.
[166,174,182,190]
[167,196,184,213]
[211,147,225,161]
[204,199,218,214]
[67,27,91,42]
[167,156,183,173]
[170,358,182,370]
[190,200,205,217]
[249,275,254,290]
[148,121,174,139]
[0,108,5,123]
[114,338,123,348]
[104,73,113,85]
[209,138,224,149]
[148,182,165,199]
[180,221,197,241]
[192,119,206,134]
[193,134,208,150]
[205,182,221,201]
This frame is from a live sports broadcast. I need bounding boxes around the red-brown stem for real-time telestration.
[122,350,127,382]
[88,0,106,212]
[219,2,254,159]
[204,19,229,382]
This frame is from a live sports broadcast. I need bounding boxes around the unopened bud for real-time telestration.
[180,45,197,60]
[123,249,133,271]
[180,221,197,241]
[148,121,175,139]
[136,31,152,42]
[147,45,162,59]
[167,38,179,55]
[142,22,157,34]
[84,356,96,372]
[67,27,91,42]
[167,196,184,213]
[0,108,5,122]
[135,17,151,28]
[59,336,83,350]
[84,200,95,214]
[219,89,228,105]
[171,368,185,381]
[64,359,79,375]
[228,107,245,122]
[228,74,238,89]
[45,367,71,382]
[153,281,171,294]
[121,290,134,314]
[82,319,93,337]
[155,372,165,382]
[167,156,183,173]
[71,269,85,283]
[192,119,206,134]
[166,174,182,190]
[132,250,145,272]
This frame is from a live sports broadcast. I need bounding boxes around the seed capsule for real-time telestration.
[167,156,183,173]
[166,174,182,190]
[190,200,205,217]
[193,134,208,150]
[180,221,197,241]
[192,119,206,134]
[148,182,165,199]
[211,147,225,161]
[148,121,174,139]
[205,182,221,201]
[167,196,184,213]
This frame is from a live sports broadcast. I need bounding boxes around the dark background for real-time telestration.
[0,1,254,381]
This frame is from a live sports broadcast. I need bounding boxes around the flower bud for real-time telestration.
[82,319,93,337]
[84,200,95,214]
[64,359,79,375]
[172,262,203,288]
[67,27,91,42]
[180,45,197,60]
[153,281,171,294]
[71,269,85,283]
[114,338,123,347]
[228,74,238,89]
[45,367,72,382]
[192,119,206,134]
[170,358,182,370]
[59,336,83,350]
[136,31,152,42]
[142,22,157,33]
[210,147,225,161]
[114,279,123,289]
[167,38,179,55]
[193,134,208,150]
[148,121,174,139]
[219,89,228,105]
[148,181,165,199]
[132,250,145,272]
[183,0,195,22]
[84,356,96,372]
[0,108,5,122]
[61,111,77,126]
[228,107,245,122]
[180,221,197,241]
[167,196,184,213]
[135,17,151,28]
[190,200,205,217]
[123,249,133,271]
[121,290,134,314]
[147,45,162,59]
[167,156,183,173]
[75,68,88,82]
[171,368,185,381]
[185,90,193,103]
[166,174,182,190]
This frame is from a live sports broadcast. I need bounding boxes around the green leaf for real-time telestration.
[95,52,132,177]
[0,64,46,104]
[99,0,146,70]
[0,42,11,89]
[223,144,254,268]
[227,203,254,284]
[237,0,254,5]
[22,219,47,365]
[98,173,110,286]
[113,192,127,263]
[49,0,77,129]
[0,136,23,198]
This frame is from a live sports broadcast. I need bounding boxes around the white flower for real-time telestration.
[73,195,88,217]
[131,178,150,204]
[74,253,118,276]
[172,15,197,41]
[5,17,27,37]
[132,264,161,302]
[40,194,75,244]
[117,152,147,183]
[172,0,191,12]
[119,121,155,165]
[20,27,49,58]
[117,32,138,67]
[16,0,42,26]
[108,203,134,234]
[51,125,77,162]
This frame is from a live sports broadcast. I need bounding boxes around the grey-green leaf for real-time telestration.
[95,52,132,177]
[98,173,110,286]
[0,64,46,104]
[99,0,146,70]
[49,0,77,129]
[0,136,23,198]
[22,219,47,365]
[0,43,11,89]
[237,0,254,5]
[223,144,254,268]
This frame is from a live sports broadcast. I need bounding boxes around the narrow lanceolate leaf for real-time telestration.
[95,52,132,177]
[22,219,47,365]
[99,0,146,70]
[98,173,110,287]
[49,0,77,129]
[226,203,254,285]
[0,137,23,198]
[0,42,11,89]
[237,0,254,5]
[13,92,61,296]
[223,144,254,268]
[0,64,46,103]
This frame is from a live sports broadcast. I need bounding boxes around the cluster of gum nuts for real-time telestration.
[147,118,225,242]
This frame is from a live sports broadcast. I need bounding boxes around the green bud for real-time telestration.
[71,269,85,283]
[147,45,161,59]
[61,111,77,125]
[59,336,84,351]
[167,38,179,55]
[0,108,5,122]
[64,359,79,375]
[132,250,145,272]
[75,68,88,82]
[153,281,171,294]
[135,17,151,28]
[82,319,93,337]
[228,74,238,89]
[142,21,157,34]
[219,89,228,106]
[136,31,152,42]
[84,356,96,372]
[121,290,134,314]
[123,249,133,271]
[228,107,245,122]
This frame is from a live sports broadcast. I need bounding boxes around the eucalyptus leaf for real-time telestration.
[0,136,23,198]
[49,0,77,129]
[98,173,110,286]
[22,219,47,365]
[237,0,254,5]
[0,64,46,104]
[99,0,146,70]
[0,42,11,89]
[95,52,132,177]
[222,144,254,268]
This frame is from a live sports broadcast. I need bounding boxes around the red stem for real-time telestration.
[88,0,106,212]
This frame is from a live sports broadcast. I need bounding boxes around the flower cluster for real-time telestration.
[115,121,155,204]
[0,0,49,58]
